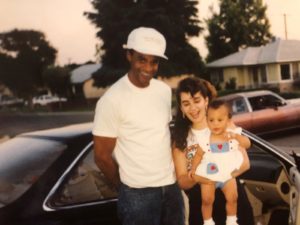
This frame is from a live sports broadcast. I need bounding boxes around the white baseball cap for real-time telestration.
[123,27,168,59]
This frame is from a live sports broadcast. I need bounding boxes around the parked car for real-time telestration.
[0,95,25,108]
[219,90,300,135]
[0,123,300,225]
[32,95,67,106]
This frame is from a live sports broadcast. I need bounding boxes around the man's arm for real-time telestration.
[93,135,120,188]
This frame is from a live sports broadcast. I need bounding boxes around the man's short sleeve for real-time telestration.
[92,96,119,138]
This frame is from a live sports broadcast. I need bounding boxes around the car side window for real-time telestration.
[263,94,285,107]
[248,96,266,111]
[249,95,284,111]
[231,98,248,114]
[50,146,117,206]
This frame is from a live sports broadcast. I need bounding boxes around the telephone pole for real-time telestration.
[284,13,288,40]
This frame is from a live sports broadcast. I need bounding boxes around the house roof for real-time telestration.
[207,39,300,68]
[70,64,101,84]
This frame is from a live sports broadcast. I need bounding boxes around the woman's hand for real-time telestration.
[225,131,237,140]
[188,169,195,179]
[226,132,251,149]
[173,147,197,190]
[232,147,250,178]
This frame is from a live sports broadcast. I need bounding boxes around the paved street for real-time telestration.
[264,129,300,154]
[1,112,300,154]
[0,111,94,139]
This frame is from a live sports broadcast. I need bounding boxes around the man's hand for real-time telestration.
[191,173,215,185]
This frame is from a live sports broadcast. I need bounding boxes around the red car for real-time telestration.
[219,90,300,135]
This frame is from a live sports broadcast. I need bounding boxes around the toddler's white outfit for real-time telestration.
[192,128,243,182]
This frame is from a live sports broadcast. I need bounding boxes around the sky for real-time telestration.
[1,0,300,65]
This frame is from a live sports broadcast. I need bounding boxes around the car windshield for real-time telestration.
[0,136,66,207]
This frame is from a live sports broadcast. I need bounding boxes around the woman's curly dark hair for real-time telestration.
[171,77,217,150]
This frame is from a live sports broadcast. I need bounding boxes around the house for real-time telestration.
[0,83,12,97]
[157,74,191,89]
[207,39,300,92]
[70,64,101,97]
[83,74,191,100]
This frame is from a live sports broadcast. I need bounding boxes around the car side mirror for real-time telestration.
[292,151,300,172]
[271,100,285,110]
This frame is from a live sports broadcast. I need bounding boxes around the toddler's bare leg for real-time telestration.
[222,178,238,215]
[200,183,216,220]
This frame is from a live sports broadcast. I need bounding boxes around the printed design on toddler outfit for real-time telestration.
[207,162,219,174]
[206,142,230,175]
[210,142,229,153]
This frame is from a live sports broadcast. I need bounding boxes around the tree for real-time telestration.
[205,0,273,62]
[0,29,57,97]
[42,66,71,97]
[85,0,205,87]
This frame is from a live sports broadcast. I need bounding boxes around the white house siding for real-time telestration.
[238,67,248,88]
[224,68,238,84]
[83,79,108,99]
[83,75,192,99]
[223,67,251,89]
[157,74,191,90]
[243,68,253,88]
[292,62,300,80]
[267,64,279,83]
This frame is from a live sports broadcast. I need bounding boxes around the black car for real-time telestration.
[0,123,118,225]
[0,123,300,225]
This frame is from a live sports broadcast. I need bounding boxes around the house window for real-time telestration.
[219,70,224,82]
[252,67,259,84]
[292,62,300,80]
[260,66,267,83]
[210,70,224,85]
[280,64,291,80]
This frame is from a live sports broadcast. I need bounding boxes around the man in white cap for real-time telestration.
[93,27,184,225]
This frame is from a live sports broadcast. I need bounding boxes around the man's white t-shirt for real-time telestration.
[92,75,176,188]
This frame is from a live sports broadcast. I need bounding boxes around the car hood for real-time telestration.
[20,122,93,139]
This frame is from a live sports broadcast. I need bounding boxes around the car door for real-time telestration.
[248,94,300,134]
[246,94,287,134]
[289,166,300,225]
[241,131,299,225]
[273,99,300,131]
[229,97,254,131]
